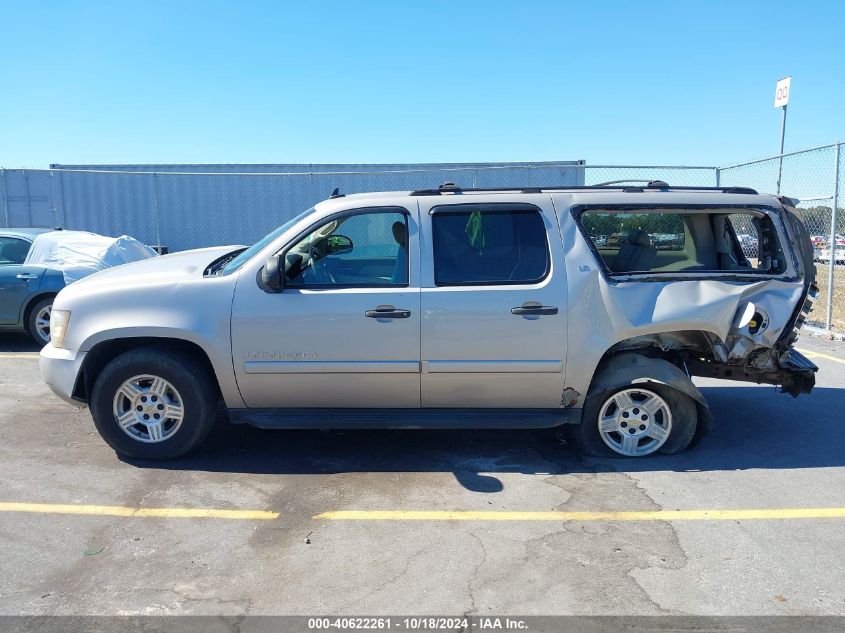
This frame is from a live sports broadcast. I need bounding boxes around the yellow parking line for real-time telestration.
[0,353,40,360]
[313,508,845,522]
[796,347,845,365]
[2,502,844,522]
[0,502,278,520]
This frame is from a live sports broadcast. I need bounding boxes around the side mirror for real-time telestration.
[325,234,353,255]
[259,255,284,292]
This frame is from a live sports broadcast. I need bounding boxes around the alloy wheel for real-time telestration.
[597,387,673,456]
[112,374,185,443]
[34,304,52,344]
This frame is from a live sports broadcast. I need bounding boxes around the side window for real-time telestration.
[432,204,549,286]
[580,208,786,274]
[581,211,687,273]
[718,212,785,273]
[284,209,409,288]
[0,237,31,265]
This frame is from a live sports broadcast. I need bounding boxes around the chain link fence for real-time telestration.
[1,162,589,252]
[717,142,843,331]
[0,146,842,330]
[582,165,718,187]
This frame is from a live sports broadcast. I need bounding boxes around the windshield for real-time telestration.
[221,207,315,276]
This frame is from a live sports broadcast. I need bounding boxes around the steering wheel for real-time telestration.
[308,244,336,284]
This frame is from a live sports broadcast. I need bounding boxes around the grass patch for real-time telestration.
[811,264,845,332]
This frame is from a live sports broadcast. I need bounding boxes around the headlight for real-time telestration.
[50,309,71,348]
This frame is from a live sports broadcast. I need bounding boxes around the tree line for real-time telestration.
[581,213,685,238]
[799,206,845,236]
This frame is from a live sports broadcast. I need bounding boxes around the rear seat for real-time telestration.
[611,229,657,272]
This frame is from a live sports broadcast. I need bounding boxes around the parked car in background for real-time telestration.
[650,233,684,250]
[817,247,845,265]
[0,229,156,344]
[41,184,818,460]
[736,233,759,259]
[0,228,62,344]
[605,232,625,248]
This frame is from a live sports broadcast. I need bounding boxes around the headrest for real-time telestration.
[392,221,408,247]
[627,229,651,246]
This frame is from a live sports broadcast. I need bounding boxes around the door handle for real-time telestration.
[511,305,558,316]
[365,307,411,319]
[16,273,38,280]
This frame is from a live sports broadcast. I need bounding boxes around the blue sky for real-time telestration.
[1,0,843,168]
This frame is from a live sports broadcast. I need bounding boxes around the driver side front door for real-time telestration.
[231,205,421,408]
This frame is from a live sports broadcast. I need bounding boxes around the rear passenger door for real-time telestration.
[419,199,568,408]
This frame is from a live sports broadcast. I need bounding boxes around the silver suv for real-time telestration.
[40,183,818,459]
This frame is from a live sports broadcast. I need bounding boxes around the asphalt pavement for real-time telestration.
[0,333,843,616]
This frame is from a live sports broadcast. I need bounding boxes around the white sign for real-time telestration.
[774,76,791,108]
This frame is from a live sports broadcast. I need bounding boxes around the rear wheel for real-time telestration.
[575,382,697,457]
[90,348,218,459]
[26,297,53,346]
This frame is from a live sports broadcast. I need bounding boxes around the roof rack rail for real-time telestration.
[721,186,758,194]
[592,179,670,187]
[409,182,463,196]
[409,184,759,196]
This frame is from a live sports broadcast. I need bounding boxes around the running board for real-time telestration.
[227,408,581,429]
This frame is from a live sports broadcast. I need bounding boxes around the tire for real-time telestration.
[575,382,697,458]
[26,297,53,346]
[89,347,218,459]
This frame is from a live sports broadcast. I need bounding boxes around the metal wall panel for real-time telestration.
[6,162,585,252]
[1,169,55,227]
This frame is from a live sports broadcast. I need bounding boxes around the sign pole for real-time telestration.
[773,76,791,194]
[776,104,788,194]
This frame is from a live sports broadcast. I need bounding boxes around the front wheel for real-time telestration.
[89,348,218,459]
[575,383,697,457]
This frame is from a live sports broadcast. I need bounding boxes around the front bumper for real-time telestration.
[40,344,87,407]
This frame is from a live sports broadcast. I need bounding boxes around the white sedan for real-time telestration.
[817,247,845,265]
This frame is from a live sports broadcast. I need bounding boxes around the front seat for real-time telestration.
[612,229,657,272]
[391,221,408,284]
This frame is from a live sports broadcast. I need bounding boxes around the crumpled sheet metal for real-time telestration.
[558,217,805,406]
[599,277,803,353]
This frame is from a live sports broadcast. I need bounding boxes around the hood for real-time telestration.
[66,245,244,290]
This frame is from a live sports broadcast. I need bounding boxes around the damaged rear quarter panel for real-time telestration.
[552,193,806,407]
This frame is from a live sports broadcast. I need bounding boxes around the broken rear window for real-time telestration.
[579,208,786,275]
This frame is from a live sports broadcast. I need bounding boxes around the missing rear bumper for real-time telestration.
[687,348,817,397]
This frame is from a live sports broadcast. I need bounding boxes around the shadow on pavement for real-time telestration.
[0,333,42,353]
[125,385,845,492]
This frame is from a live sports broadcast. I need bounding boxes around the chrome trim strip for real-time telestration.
[425,360,563,373]
[243,360,421,374]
